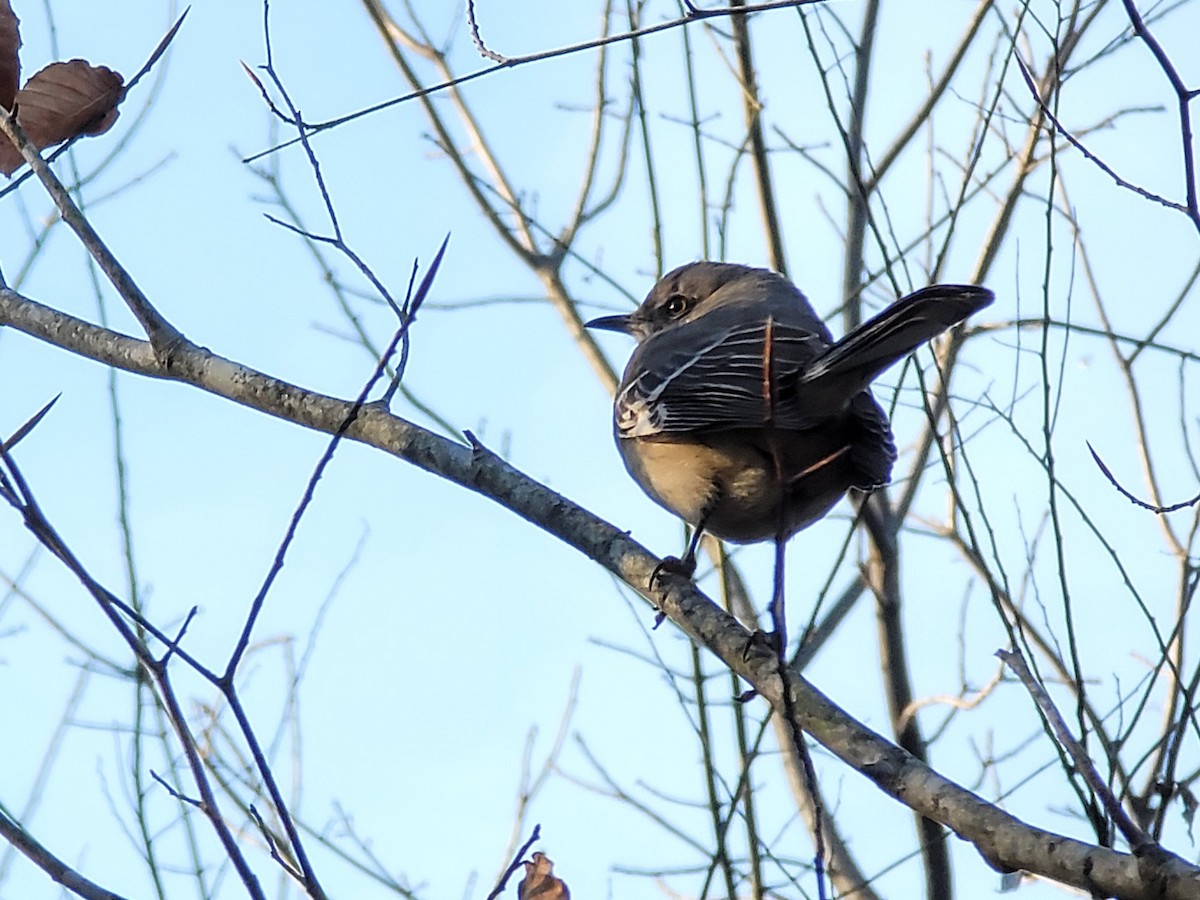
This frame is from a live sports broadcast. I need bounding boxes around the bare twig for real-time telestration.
[126,8,191,94]
[1087,443,1200,514]
[0,451,267,899]
[1119,0,1199,228]
[247,0,827,163]
[465,0,507,64]
[729,0,788,274]
[486,824,541,900]
[0,396,60,454]
[1013,55,1195,228]
[0,806,131,900]
[0,109,185,352]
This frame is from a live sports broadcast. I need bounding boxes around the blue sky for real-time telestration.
[3,1,1200,898]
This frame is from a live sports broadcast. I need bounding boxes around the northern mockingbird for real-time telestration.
[587,261,993,576]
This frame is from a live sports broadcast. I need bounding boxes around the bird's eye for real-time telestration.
[663,294,690,318]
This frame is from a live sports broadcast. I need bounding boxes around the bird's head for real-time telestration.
[586,261,794,341]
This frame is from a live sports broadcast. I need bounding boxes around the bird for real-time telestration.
[587,261,993,578]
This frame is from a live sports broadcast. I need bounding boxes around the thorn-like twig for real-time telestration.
[127,8,191,94]
[0,396,60,455]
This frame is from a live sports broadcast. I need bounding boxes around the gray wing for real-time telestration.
[846,390,896,488]
[615,317,829,437]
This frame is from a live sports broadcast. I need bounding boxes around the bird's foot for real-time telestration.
[649,554,696,591]
[742,628,783,662]
[648,555,695,629]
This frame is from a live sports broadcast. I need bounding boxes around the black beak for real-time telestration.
[585,313,635,334]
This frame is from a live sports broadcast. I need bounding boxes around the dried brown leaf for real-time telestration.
[0,0,18,110]
[19,59,124,137]
[517,853,570,900]
[0,122,20,174]
[0,59,123,175]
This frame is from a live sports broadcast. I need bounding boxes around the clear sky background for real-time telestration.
[2,1,1200,898]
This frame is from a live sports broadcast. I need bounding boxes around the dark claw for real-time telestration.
[649,554,697,590]
[742,629,782,662]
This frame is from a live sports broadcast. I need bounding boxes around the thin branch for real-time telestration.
[486,825,542,900]
[1013,55,1196,229]
[0,109,184,352]
[246,0,827,163]
[1087,442,1200,514]
[729,0,788,274]
[863,0,994,193]
[0,806,131,900]
[1119,0,1199,225]
[998,649,1151,850]
[0,452,266,899]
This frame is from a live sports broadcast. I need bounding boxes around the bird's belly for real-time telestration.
[618,429,852,543]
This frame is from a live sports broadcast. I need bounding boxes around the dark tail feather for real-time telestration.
[802,284,993,392]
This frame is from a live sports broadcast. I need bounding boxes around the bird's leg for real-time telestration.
[759,446,853,657]
[740,519,789,665]
[767,525,787,660]
[648,520,708,628]
[650,520,705,589]
[743,467,793,662]
[680,522,706,573]
[649,481,723,594]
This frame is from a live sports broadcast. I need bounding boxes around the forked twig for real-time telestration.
[999,648,1151,850]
